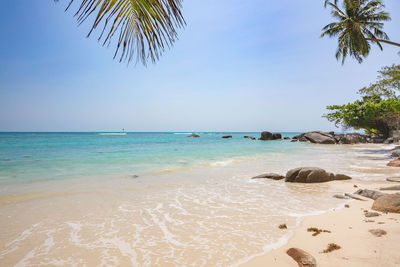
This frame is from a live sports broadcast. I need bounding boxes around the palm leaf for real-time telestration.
[56,0,185,65]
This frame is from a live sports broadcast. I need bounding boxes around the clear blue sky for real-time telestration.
[0,0,399,132]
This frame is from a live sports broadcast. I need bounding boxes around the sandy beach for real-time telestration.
[242,179,400,267]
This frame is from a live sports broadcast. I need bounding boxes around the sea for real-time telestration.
[0,132,397,266]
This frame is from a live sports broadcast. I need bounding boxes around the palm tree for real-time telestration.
[321,0,400,64]
[59,0,185,65]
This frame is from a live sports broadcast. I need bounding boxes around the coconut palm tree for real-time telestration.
[59,0,185,65]
[321,0,400,64]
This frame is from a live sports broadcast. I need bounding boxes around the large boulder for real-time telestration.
[259,131,273,140]
[354,189,386,200]
[286,248,317,267]
[387,158,400,167]
[338,133,367,144]
[252,173,285,180]
[285,167,351,183]
[372,193,400,213]
[303,131,336,144]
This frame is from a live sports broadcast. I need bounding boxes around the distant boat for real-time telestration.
[98,129,127,136]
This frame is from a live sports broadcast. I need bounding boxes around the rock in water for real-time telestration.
[355,189,386,200]
[286,248,317,267]
[251,173,285,180]
[244,136,256,140]
[387,158,400,167]
[369,229,387,237]
[285,167,351,183]
[372,193,400,213]
[272,133,282,140]
[222,135,232,139]
[259,131,273,140]
[303,131,336,144]
[187,134,200,138]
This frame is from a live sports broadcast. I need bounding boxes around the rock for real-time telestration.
[329,131,335,135]
[384,137,394,144]
[387,158,400,167]
[244,136,256,140]
[286,248,317,267]
[222,135,232,139]
[303,131,336,144]
[334,174,352,180]
[285,167,351,183]
[187,134,200,138]
[354,189,386,200]
[284,137,291,140]
[391,149,400,158]
[365,212,380,217]
[333,194,348,199]
[372,193,400,213]
[291,139,298,142]
[345,204,350,208]
[272,133,282,140]
[252,173,285,180]
[386,177,400,183]
[369,229,387,237]
[344,193,368,201]
[259,131,273,140]
[380,185,400,191]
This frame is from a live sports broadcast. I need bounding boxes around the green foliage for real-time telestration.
[324,95,400,135]
[325,65,400,135]
[58,0,185,65]
[321,0,392,63]
[359,64,400,99]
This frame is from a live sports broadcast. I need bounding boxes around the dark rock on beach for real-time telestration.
[372,193,400,213]
[252,173,285,180]
[355,189,386,200]
[285,167,351,183]
[365,212,380,218]
[286,248,317,267]
[369,229,387,237]
[187,134,200,138]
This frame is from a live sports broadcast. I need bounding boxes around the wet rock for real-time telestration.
[380,185,400,191]
[286,248,317,267]
[272,133,282,140]
[391,149,400,158]
[387,158,400,167]
[244,136,256,140]
[284,137,291,140]
[355,189,386,200]
[291,139,298,142]
[364,212,380,217]
[372,193,400,213]
[187,134,200,138]
[369,229,387,237]
[222,135,232,139]
[259,131,273,140]
[252,173,285,180]
[285,167,351,183]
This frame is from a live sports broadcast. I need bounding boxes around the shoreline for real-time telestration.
[240,179,400,267]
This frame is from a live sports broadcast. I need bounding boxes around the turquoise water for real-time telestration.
[0,132,302,184]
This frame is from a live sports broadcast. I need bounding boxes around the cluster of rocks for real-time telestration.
[291,131,391,144]
[259,131,282,140]
[252,167,351,183]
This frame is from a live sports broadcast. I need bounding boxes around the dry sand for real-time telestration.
[241,179,400,267]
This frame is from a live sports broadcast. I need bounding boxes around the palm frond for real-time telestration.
[56,0,185,65]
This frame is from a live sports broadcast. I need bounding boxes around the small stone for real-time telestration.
[365,212,380,217]
[345,204,350,208]
[369,229,387,237]
[279,224,287,229]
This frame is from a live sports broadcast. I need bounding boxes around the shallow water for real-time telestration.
[0,133,398,266]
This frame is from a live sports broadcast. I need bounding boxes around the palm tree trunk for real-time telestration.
[365,38,400,47]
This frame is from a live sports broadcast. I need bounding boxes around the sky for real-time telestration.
[0,0,399,132]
